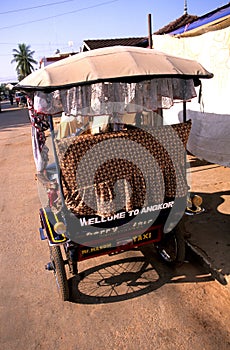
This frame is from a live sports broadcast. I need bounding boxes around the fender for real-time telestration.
[39,207,68,244]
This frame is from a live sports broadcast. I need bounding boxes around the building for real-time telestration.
[153,2,230,167]
[39,51,78,68]
[81,37,149,51]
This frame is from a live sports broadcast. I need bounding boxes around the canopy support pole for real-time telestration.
[48,115,66,210]
[183,101,187,122]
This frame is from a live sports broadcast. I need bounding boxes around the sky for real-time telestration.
[0,0,228,83]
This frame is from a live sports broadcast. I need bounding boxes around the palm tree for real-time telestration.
[11,43,37,81]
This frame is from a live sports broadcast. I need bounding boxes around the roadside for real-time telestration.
[186,155,230,284]
[0,99,25,112]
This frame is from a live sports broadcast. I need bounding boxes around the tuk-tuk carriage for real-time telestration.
[16,46,213,301]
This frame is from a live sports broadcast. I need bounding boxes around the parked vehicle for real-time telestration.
[15,91,27,106]
[16,46,213,301]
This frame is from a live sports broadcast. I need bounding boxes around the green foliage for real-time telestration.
[11,43,37,81]
[0,83,6,93]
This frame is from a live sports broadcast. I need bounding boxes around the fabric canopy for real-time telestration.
[16,46,213,91]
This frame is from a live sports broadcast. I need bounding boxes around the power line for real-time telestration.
[0,0,75,15]
[0,42,83,57]
[0,0,118,31]
[0,42,69,46]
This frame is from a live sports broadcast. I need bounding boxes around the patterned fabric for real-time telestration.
[56,121,191,217]
[33,79,196,116]
[28,104,50,172]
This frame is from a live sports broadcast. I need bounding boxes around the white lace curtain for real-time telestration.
[33,78,196,116]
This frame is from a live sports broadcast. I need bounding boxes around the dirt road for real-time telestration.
[0,104,229,350]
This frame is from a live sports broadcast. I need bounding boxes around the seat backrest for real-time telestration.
[56,120,191,217]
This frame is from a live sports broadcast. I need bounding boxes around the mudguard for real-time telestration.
[39,207,68,244]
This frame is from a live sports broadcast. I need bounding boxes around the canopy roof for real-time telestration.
[16,46,213,92]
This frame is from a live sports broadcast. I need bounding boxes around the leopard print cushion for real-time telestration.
[56,120,191,217]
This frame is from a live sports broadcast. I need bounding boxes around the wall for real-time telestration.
[152,26,230,167]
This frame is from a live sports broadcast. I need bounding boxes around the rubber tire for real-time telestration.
[49,246,69,301]
[156,224,185,265]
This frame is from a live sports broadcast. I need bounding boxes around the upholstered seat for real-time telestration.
[56,121,191,217]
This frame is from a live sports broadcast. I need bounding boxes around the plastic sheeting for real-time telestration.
[170,4,230,37]
[186,111,230,167]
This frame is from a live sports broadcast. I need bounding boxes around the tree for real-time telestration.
[0,83,6,95]
[11,43,37,81]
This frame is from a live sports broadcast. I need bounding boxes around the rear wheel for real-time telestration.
[49,245,69,301]
[156,224,185,265]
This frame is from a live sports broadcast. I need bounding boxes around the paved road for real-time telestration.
[0,105,229,350]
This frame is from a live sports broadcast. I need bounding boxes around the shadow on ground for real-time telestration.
[188,154,212,168]
[68,246,213,304]
[185,190,230,277]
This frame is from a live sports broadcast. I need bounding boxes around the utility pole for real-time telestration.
[148,13,153,49]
